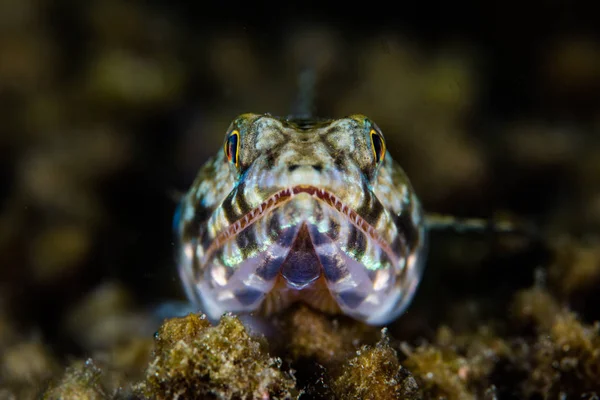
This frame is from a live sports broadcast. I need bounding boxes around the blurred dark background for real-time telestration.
[1,0,599,371]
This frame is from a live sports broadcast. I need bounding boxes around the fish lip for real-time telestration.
[201,185,401,267]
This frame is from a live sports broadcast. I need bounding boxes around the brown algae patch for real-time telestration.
[281,305,378,366]
[402,341,473,400]
[2,340,60,400]
[511,285,562,331]
[332,333,421,400]
[43,359,107,400]
[137,313,298,399]
[512,286,600,397]
[401,325,513,400]
[548,236,600,298]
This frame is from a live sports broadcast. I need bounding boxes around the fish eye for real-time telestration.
[224,130,240,167]
[370,129,386,164]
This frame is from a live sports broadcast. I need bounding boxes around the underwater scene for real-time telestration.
[1,2,599,399]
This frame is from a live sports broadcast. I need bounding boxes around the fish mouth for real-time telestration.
[203,185,398,266]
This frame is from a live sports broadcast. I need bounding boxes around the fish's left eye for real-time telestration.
[370,129,386,164]
[224,130,240,167]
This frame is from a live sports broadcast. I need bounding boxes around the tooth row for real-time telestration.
[203,185,398,269]
[202,187,294,264]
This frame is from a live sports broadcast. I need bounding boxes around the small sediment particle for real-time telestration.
[332,332,421,400]
[137,313,298,400]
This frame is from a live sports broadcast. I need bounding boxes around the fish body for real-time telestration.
[174,114,426,325]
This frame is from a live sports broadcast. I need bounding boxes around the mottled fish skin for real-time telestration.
[174,114,427,325]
